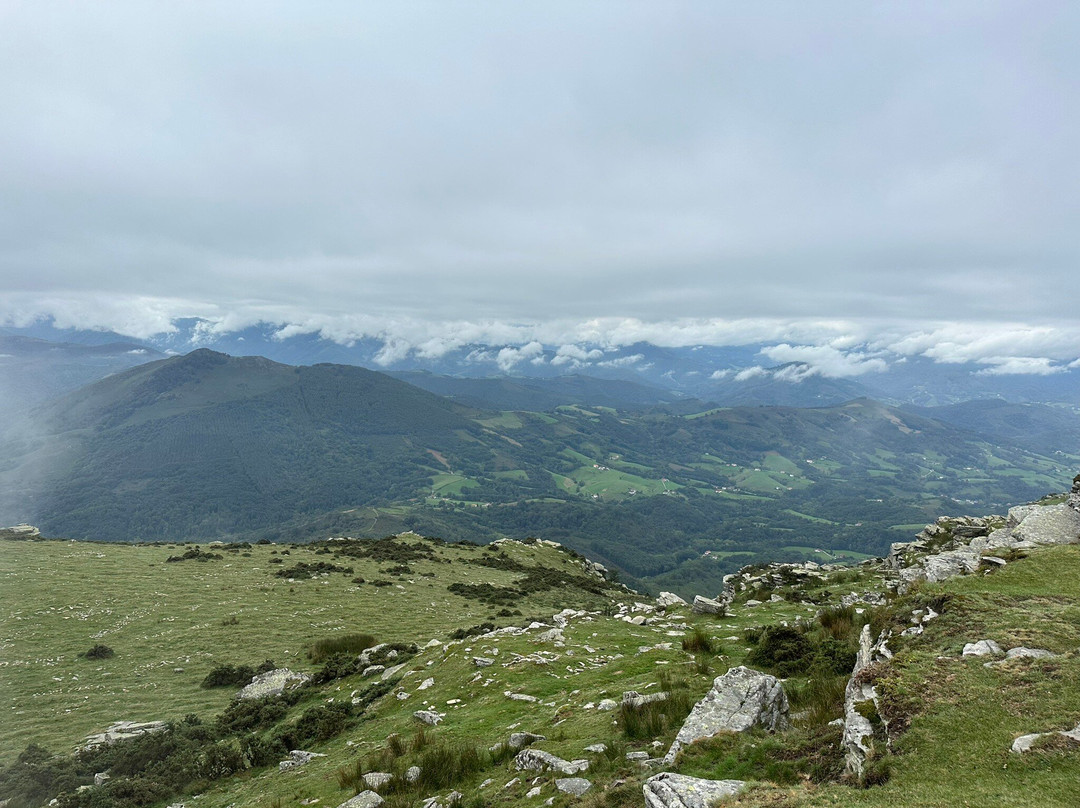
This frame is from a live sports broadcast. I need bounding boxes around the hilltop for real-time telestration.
[3,477,1079,808]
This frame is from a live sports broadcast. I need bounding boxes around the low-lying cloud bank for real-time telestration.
[3,296,1080,381]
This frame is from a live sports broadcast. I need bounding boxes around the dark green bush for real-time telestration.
[200,663,255,689]
[309,633,377,663]
[746,625,815,677]
[81,644,115,660]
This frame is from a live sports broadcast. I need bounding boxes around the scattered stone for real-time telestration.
[597,699,618,711]
[1011,723,1080,753]
[584,743,608,753]
[279,750,327,772]
[474,657,495,667]
[335,792,383,808]
[381,663,406,680]
[626,751,650,761]
[418,677,435,690]
[93,773,110,786]
[505,691,539,703]
[526,787,542,798]
[413,710,443,725]
[362,665,386,678]
[643,772,746,808]
[744,599,762,607]
[406,766,421,783]
[238,668,312,700]
[623,690,669,708]
[362,772,393,790]
[1007,647,1056,660]
[555,778,592,796]
[842,625,892,779]
[538,628,565,643]
[514,749,589,775]
[663,666,789,764]
[509,732,546,750]
[657,592,688,608]
[963,640,1003,657]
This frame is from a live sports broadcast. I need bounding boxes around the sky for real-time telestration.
[1,1,1079,374]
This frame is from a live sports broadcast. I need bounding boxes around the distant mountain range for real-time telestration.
[6,320,1080,408]
[2,346,1077,592]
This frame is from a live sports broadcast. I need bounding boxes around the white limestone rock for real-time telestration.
[662,666,789,764]
[238,668,311,700]
[643,773,746,808]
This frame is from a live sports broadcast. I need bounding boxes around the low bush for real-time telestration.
[200,663,255,689]
[309,633,377,663]
[681,627,716,654]
[80,644,115,660]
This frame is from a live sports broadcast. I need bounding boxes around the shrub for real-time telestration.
[200,663,255,689]
[746,625,815,677]
[818,605,856,640]
[81,644,115,660]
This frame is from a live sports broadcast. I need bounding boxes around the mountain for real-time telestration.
[387,371,696,412]
[905,399,1080,456]
[3,350,1077,594]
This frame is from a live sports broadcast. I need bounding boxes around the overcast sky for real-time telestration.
[1,1,1078,369]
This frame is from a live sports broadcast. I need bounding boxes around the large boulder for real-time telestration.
[81,721,169,750]
[662,666,789,764]
[643,773,746,808]
[1010,503,1080,546]
[656,592,688,608]
[335,792,384,808]
[237,668,311,700]
[691,595,725,615]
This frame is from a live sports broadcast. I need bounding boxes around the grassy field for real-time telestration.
[5,523,1080,808]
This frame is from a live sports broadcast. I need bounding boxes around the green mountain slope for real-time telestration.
[3,352,1077,592]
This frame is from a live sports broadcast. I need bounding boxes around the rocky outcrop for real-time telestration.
[555,777,592,796]
[335,792,384,808]
[662,666,789,764]
[81,720,168,750]
[1011,722,1080,753]
[842,625,892,779]
[656,592,688,608]
[514,748,589,775]
[891,500,1080,593]
[643,773,746,808]
[413,709,443,725]
[237,668,311,700]
[690,595,725,615]
[278,750,326,771]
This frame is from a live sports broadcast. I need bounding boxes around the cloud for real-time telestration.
[495,341,544,372]
[759,344,888,379]
[975,356,1067,376]
[734,366,768,381]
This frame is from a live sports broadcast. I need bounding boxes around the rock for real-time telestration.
[1012,722,1080,753]
[81,720,169,750]
[662,666,789,764]
[279,750,327,771]
[514,749,589,775]
[626,751,650,760]
[537,628,565,643]
[473,657,495,667]
[335,792,384,808]
[362,772,393,790]
[744,599,762,607]
[526,787,542,798]
[508,732,546,750]
[418,677,435,690]
[656,592,688,608]
[1011,503,1080,545]
[555,778,592,796]
[381,663,406,680]
[963,640,1004,657]
[413,710,443,725]
[238,668,312,700]
[629,615,648,626]
[406,766,421,782]
[362,665,386,677]
[93,773,110,786]
[842,625,893,778]
[358,644,389,666]
[643,773,746,808]
[585,743,608,753]
[981,556,1008,567]
[691,595,725,615]
[597,699,618,711]
[505,691,539,703]
[1005,647,1057,660]
[623,690,669,708]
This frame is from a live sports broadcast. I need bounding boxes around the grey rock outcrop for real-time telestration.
[278,750,326,772]
[691,595,725,615]
[237,668,311,700]
[413,709,443,725]
[623,690,668,708]
[507,732,546,750]
[555,778,592,796]
[842,625,892,779]
[514,748,589,775]
[81,721,169,750]
[1011,722,1080,753]
[643,773,746,808]
[656,592,688,608]
[962,640,1003,657]
[362,772,393,790]
[336,792,384,808]
[662,666,789,764]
